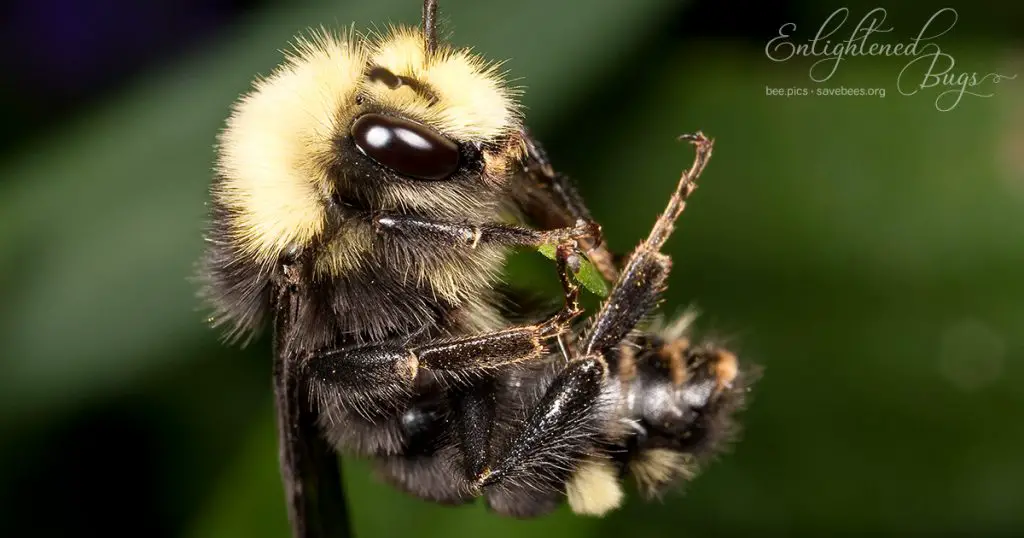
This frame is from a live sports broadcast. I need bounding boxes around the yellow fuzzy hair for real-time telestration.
[566,458,625,516]
[629,448,696,499]
[213,26,522,264]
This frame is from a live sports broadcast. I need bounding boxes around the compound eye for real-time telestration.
[351,113,460,181]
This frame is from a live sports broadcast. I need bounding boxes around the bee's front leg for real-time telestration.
[369,211,600,251]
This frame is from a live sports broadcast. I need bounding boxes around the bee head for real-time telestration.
[214,26,524,264]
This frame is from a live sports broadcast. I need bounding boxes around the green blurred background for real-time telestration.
[1,0,1022,536]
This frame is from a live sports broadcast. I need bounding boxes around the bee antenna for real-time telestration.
[422,0,438,55]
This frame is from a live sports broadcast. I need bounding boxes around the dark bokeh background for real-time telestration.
[1,0,1022,536]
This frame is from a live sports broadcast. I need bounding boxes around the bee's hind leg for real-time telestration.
[477,352,621,517]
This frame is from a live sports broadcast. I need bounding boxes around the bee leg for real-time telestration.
[476,355,618,515]
[371,211,597,250]
[582,248,672,356]
[512,127,620,283]
[414,240,581,378]
[453,379,498,480]
[303,322,565,431]
[272,274,350,538]
[580,132,714,357]
[408,240,581,378]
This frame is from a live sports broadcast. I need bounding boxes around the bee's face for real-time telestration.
[214,27,524,265]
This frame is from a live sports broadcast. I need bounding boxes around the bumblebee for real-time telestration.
[199,1,754,536]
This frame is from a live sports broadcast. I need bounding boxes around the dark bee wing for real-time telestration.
[272,276,352,538]
[510,128,621,283]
